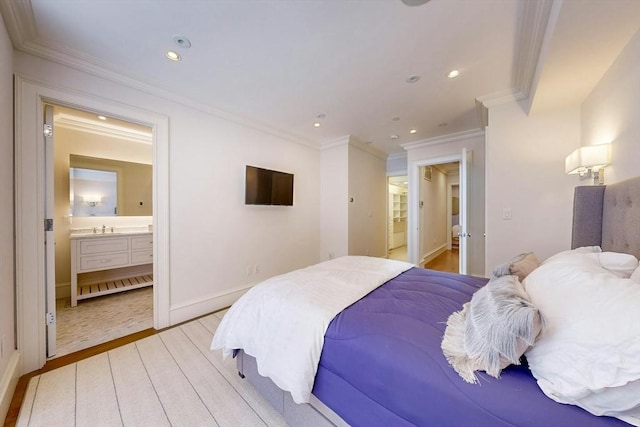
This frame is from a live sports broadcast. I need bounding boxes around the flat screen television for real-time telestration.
[245,165,294,206]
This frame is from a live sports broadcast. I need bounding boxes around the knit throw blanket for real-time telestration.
[441,275,542,383]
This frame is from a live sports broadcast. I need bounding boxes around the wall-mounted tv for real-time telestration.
[245,165,294,206]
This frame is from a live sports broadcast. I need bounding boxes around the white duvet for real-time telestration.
[210,256,413,404]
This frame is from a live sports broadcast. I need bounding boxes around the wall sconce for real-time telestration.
[565,144,611,185]
[82,195,102,207]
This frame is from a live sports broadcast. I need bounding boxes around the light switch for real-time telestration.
[502,208,512,220]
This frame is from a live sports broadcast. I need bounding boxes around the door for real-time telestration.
[44,104,57,357]
[459,148,471,275]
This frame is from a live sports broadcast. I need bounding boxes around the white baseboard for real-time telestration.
[0,350,21,425]
[169,285,253,326]
[56,282,71,299]
[420,244,448,265]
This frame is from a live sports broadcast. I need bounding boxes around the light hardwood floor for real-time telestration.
[425,249,459,273]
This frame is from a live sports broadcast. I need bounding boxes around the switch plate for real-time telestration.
[502,208,512,220]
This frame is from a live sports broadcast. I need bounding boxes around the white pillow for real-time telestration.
[542,245,601,264]
[597,252,640,278]
[523,251,640,424]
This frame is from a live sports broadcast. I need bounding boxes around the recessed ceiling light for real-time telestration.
[406,75,420,83]
[173,35,192,49]
[447,69,460,79]
[314,122,321,127]
[390,134,400,140]
[97,115,107,121]
[166,51,181,61]
[409,129,417,134]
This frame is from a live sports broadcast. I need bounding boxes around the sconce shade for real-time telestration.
[565,144,611,174]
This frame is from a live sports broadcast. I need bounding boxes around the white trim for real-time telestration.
[55,112,152,145]
[169,285,253,326]
[513,0,555,98]
[401,129,485,152]
[420,243,448,266]
[14,75,171,374]
[0,350,21,425]
[407,154,462,266]
[387,152,407,161]
[321,135,387,160]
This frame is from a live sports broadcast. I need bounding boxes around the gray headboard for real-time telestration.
[571,176,640,258]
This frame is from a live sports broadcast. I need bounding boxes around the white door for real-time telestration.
[44,104,57,357]
[459,148,471,275]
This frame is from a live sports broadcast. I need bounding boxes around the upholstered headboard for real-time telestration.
[572,176,640,258]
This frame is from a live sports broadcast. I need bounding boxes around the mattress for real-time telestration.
[312,267,628,426]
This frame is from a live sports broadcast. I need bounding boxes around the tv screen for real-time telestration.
[245,165,294,206]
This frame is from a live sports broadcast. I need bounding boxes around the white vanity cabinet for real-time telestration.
[70,232,153,306]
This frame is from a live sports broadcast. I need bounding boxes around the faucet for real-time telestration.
[102,224,106,234]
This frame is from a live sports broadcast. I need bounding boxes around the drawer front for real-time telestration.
[131,250,153,265]
[79,252,129,272]
[131,236,153,250]
[79,238,129,255]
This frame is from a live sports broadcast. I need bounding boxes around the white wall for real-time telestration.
[348,142,387,257]
[406,132,485,276]
[14,51,321,324]
[581,30,640,183]
[0,13,17,424]
[485,102,581,270]
[419,166,448,262]
[320,142,349,260]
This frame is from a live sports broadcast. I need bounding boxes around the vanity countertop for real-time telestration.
[70,227,152,239]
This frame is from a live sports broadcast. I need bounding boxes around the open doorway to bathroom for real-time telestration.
[49,103,154,358]
[387,176,408,261]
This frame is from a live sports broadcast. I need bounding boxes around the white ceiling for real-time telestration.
[2,0,638,155]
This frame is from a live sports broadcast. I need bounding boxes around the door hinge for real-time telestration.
[45,218,53,232]
[46,312,55,326]
[43,124,53,138]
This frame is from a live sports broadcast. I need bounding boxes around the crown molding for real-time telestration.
[512,0,554,98]
[387,152,407,161]
[0,0,37,47]
[2,1,321,152]
[54,112,152,144]
[400,129,485,152]
[320,135,387,160]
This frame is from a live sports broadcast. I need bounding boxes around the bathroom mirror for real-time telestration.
[70,155,152,217]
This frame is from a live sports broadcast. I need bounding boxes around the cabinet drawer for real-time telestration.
[131,236,153,250]
[79,252,129,271]
[131,250,153,265]
[79,238,128,255]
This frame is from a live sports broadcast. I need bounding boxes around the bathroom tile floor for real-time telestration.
[53,286,153,359]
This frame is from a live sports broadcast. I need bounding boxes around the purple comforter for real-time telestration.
[312,267,628,427]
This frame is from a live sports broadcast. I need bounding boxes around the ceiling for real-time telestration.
[2,0,638,155]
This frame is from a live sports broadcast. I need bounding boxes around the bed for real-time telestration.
[212,176,640,426]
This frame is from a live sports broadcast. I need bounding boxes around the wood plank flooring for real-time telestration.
[7,311,288,427]
[425,249,459,273]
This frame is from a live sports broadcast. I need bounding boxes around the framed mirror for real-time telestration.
[69,155,152,217]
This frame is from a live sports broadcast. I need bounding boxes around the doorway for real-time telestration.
[15,76,170,373]
[47,103,155,358]
[408,149,474,274]
[387,175,408,261]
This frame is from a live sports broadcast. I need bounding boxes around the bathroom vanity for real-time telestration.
[69,229,153,307]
